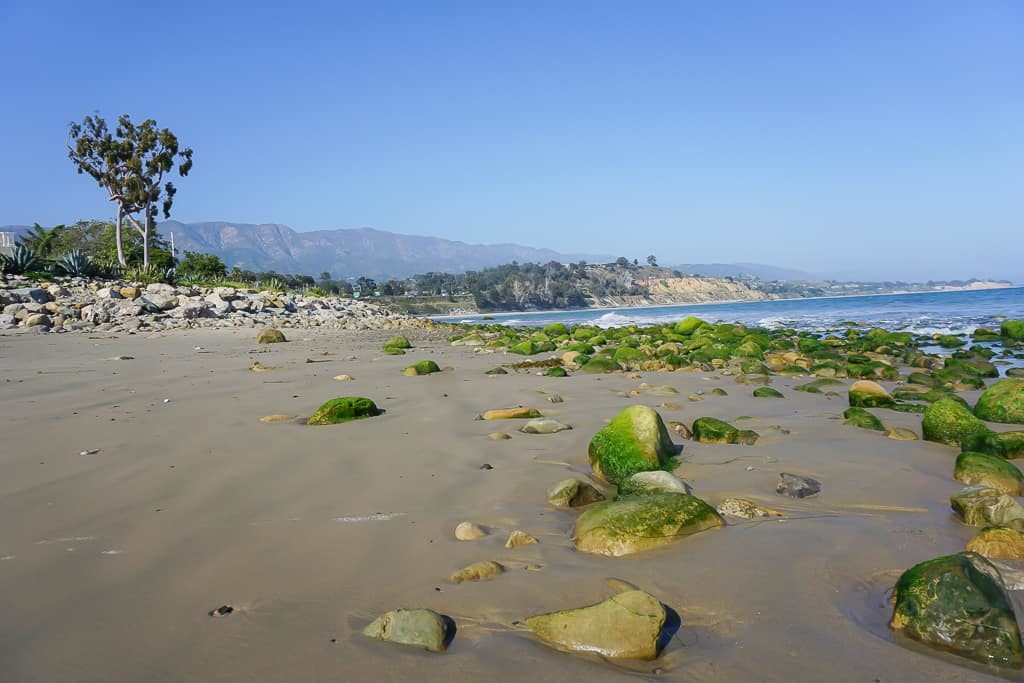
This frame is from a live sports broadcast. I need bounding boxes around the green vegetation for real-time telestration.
[307,397,380,425]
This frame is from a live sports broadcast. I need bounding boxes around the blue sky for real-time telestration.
[1,1,1021,280]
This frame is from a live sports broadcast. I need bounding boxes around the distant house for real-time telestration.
[0,231,14,256]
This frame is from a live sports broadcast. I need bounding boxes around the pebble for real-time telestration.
[454,521,487,541]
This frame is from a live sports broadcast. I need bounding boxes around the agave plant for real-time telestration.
[57,250,95,277]
[0,244,43,275]
[125,263,168,285]
[263,277,286,293]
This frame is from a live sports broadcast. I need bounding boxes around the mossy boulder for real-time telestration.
[964,430,1024,459]
[383,336,412,351]
[580,355,621,374]
[848,380,895,408]
[403,360,441,376]
[691,417,739,444]
[525,590,666,659]
[955,451,1024,495]
[975,379,1024,425]
[307,397,380,425]
[1002,320,1024,341]
[544,366,568,377]
[922,398,991,447]
[508,340,541,355]
[951,486,1024,529]
[753,387,784,399]
[890,552,1022,668]
[674,316,706,335]
[572,492,724,557]
[362,608,450,653]
[256,328,286,344]
[843,407,884,431]
[543,322,570,337]
[588,405,675,484]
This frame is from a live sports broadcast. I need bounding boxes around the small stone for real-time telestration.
[480,463,493,470]
[333,374,354,381]
[454,521,487,540]
[505,530,538,548]
[520,418,572,434]
[487,432,511,440]
[776,472,821,499]
[547,479,606,508]
[249,361,278,372]
[717,497,782,519]
[259,414,297,423]
[208,605,234,617]
[668,421,692,439]
[449,560,504,583]
[885,427,919,441]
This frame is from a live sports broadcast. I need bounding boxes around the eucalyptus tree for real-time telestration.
[67,114,193,266]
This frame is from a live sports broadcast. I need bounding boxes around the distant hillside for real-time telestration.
[154,221,613,280]
[670,262,816,281]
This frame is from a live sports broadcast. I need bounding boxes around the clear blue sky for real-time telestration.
[1,1,1021,280]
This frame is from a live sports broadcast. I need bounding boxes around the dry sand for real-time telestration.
[0,327,1018,682]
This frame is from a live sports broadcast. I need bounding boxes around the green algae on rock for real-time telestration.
[402,360,441,376]
[1002,320,1024,341]
[362,608,450,653]
[890,552,1022,668]
[525,590,667,660]
[691,416,758,445]
[848,379,895,408]
[307,397,380,425]
[975,379,1024,425]
[580,355,621,374]
[955,451,1024,495]
[383,336,412,351]
[588,405,676,484]
[922,398,991,447]
[753,386,784,398]
[544,366,568,377]
[573,492,723,557]
[843,407,885,431]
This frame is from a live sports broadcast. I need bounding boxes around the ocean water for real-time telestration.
[449,287,1024,334]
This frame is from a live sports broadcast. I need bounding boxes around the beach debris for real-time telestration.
[525,590,667,659]
[520,418,572,434]
[256,328,286,344]
[667,421,692,439]
[890,552,1022,667]
[717,497,782,519]
[546,394,564,403]
[951,486,1024,529]
[454,521,487,541]
[449,560,504,583]
[967,527,1024,560]
[547,479,606,508]
[588,405,675,484]
[362,608,450,653]
[208,605,234,617]
[573,492,723,557]
[505,530,538,548]
[482,407,542,420]
[776,473,821,499]
[79,449,101,456]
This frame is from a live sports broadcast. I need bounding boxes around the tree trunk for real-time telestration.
[115,210,126,266]
[142,215,151,268]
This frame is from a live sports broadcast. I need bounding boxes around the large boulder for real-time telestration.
[954,451,1024,495]
[922,398,991,447]
[951,486,1024,529]
[848,380,896,408]
[587,405,675,484]
[307,397,380,425]
[362,608,450,653]
[890,552,1022,667]
[573,492,723,557]
[256,328,286,344]
[975,379,1024,425]
[525,590,666,660]
[1002,320,1024,341]
[967,528,1024,560]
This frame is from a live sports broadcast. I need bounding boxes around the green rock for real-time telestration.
[890,552,1022,668]
[525,590,666,659]
[674,316,706,335]
[307,397,380,425]
[937,335,966,348]
[975,379,1024,425]
[509,340,539,355]
[362,608,450,653]
[794,378,843,394]
[843,407,885,431]
[545,366,568,377]
[573,492,724,557]
[450,332,484,346]
[383,335,412,350]
[612,346,647,367]
[848,380,896,408]
[753,387,784,399]
[922,398,991,447]
[580,355,621,374]
[691,417,739,444]
[256,328,286,344]
[403,360,441,376]
[954,451,1024,495]
[543,323,570,337]
[964,430,1024,459]
[735,429,760,445]
[1002,320,1024,341]
[951,486,1024,529]
[588,405,675,484]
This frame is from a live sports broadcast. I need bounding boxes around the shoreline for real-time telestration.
[432,283,1023,322]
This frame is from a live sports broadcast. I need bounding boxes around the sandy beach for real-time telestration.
[0,326,1017,682]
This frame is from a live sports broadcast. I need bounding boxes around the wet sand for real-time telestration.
[0,327,1018,682]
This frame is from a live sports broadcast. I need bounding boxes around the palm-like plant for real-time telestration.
[18,224,65,257]
[57,250,95,277]
[0,244,43,274]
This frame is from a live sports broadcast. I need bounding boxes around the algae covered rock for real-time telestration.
[383,336,412,351]
[307,397,380,425]
[545,366,568,377]
[692,417,758,445]
[1002,320,1024,341]
[573,492,723,557]
[587,405,675,484]
[525,590,666,660]
[843,407,884,431]
[848,380,895,408]
[256,327,286,344]
[922,398,991,447]
[580,355,621,374]
[547,479,606,508]
[753,387,784,399]
[717,497,782,519]
[967,527,1024,560]
[449,560,504,583]
[951,486,1024,529]
[362,608,450,653]
[890,552,1022,668]
[975,379,1024,425]
[955,451,1024,495]
[402,360,441,376]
